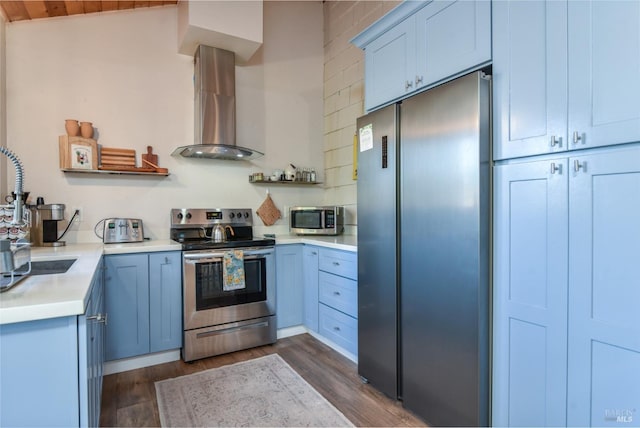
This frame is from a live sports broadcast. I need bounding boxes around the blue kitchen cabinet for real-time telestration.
[275,244,303,329]
[0,259,106,427]
[492,0,568,160]
[302,245,319,332]
[354,0,491,112]
[105,251,182,361]
[567,146,640,426]
[493,145,640,426]
[149,252,182,353]
[414,0,491,89]
[568,1,640,151]
[105,253,149,360]
[492,158,569,427]
[363,14,417,112]
[493,0,640,160]
[318,248,358,356]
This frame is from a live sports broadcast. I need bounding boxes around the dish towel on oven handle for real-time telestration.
[223,249,246,291]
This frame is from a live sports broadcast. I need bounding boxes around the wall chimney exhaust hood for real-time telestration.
[172,45,263,160]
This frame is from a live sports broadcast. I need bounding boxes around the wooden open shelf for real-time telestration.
[249,179,321,185]
[61,169,169,177]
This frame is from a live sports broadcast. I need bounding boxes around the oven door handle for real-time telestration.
[184,248,274,262]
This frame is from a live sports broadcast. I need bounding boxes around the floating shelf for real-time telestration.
[61,169,169,177]
[249,179,321,185]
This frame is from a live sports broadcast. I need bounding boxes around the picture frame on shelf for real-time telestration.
[59,135,98,170]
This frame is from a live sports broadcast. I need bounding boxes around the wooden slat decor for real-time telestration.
[0,1,178,23]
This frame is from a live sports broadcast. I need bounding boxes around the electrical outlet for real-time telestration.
[283,206,289,218]
[73,207,82,223]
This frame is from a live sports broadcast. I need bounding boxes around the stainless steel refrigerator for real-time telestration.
[357,71,491,427]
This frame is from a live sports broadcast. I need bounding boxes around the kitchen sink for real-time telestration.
[13,258,77,276]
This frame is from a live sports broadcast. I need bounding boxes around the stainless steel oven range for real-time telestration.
[171,208,276,362]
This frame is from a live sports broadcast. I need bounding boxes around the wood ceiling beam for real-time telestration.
[22,1,49,20]
[64,1,85,16]
[0,1,30,22]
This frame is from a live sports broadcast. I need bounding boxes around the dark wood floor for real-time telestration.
[99,333,427,427]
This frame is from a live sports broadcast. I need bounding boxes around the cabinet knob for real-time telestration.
[415,75,424,86]
[332,261,340,266]
[333,326,341,331]
[550,135,560,147]
[550,162,562,174]
[333,291,341,296]
[405,80,414,91]
[572,131,584,145]
[574,159,585,172]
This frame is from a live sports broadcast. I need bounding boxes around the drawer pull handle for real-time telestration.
[550,162,561,174]
[333,291,341,296]
[332,261,340,266]
[87,313,108,325]
[333,326,341,331]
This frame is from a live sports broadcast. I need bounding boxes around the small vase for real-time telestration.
[80,122,94,139]
[65,119,80,136]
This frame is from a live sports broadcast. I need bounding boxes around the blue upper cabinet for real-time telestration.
[568,1,640,150]
[494,0,640,160]
[364,17,416,112]
[353,0,491,112]
[493,0,568,160]
[415,0,491,86]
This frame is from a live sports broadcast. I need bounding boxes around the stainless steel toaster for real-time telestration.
[103,218,144,243]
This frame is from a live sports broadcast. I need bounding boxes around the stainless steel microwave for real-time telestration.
[290,206,344,235]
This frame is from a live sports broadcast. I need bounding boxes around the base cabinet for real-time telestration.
[302,246,319,332]
[493,145,640,426]
[105,251,181,361]
[275,245,303,329]
[0,258,105,427]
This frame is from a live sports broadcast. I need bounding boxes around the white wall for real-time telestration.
[5,2,324,242]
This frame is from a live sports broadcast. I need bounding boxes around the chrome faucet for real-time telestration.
[0,146,27,226]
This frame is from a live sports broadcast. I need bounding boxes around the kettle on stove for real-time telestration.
[212,224,234,242]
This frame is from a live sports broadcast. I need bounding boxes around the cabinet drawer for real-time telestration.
[319,304,358,356]
[319,248,357,280]
[319,271,357,318]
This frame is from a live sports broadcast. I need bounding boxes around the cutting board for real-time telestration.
[100,147,136,167]
[141,146,158,168]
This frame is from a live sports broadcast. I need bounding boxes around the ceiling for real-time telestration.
[0,1,178,23]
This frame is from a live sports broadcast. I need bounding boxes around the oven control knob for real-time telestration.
[229,212,235,219]
[237,211,242,219]
[244,212,250,218]
[186,213,192,219]
[177,213,183,220]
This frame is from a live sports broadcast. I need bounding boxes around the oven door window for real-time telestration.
[195,257,267,310]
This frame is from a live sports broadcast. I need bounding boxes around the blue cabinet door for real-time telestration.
[275,245,303,329]
[104,253,150,360]
[493,158,569,426]
[302,246,319,332]
[567,146,640,425]
[568,1,640,150]
[364,16,416,111]
[415,0,491,87]
[79,259,105,428]
[493,0,568,160]
[149,252,182,353]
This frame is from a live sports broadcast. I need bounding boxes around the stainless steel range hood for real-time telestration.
[172,45,263,160]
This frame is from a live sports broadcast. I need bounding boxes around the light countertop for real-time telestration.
[0,237,355,326]
[275,234,357,252]
[0,240,181,325]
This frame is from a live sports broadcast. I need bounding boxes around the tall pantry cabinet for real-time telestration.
[492,1,640,426]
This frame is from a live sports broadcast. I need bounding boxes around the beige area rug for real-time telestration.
[155,354,354,427]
